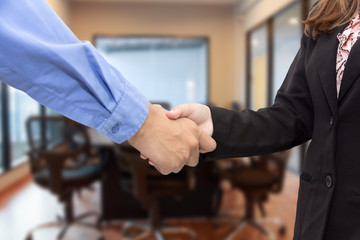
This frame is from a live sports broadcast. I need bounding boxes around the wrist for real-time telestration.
[128,102,152,147]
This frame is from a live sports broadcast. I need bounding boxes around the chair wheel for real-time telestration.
[278,226,286,235]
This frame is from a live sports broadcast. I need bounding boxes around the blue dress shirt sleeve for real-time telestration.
[0,0,149,143]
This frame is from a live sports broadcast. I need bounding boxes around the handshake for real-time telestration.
[128,103,216,175]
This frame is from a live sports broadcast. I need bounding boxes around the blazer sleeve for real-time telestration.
[202,34,314,161]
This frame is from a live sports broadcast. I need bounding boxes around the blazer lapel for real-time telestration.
[338,36,360,102]
[316,25,347,115]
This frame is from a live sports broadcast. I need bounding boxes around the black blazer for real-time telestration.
[202,24,360,240]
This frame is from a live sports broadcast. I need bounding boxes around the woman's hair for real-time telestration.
[303,0,360,40]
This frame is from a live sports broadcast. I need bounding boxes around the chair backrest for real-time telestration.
[26,116,91,194]
[115,142,193,207]
[115,142,148,200]
[218,150,290,194]
[256,150,290,193]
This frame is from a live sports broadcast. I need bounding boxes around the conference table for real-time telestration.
[87,128,222,222]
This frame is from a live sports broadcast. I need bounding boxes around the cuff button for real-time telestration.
[111,122,123,134]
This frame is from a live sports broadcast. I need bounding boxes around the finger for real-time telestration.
[199,131,217,154]
[149,161,166,174]
[160,169,171,175]
[148,160,157,167]
[166,104,195,120]
[186,145,200,167]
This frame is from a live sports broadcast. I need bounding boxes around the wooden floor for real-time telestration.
[0,171,299,240]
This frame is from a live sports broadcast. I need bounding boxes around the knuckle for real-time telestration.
[172,158,183,172]
[189,138,199,149]
[187,160,198,167]
[179,151,189,162]
[178,160,185,170]
[183,152,191,162]
[191,124,200,134]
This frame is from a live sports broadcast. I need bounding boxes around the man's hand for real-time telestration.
[166,103,214,153]
[128,103,216,175]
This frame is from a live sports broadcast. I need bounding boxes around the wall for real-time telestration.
[68,2,236,107]
[47,0,70,24]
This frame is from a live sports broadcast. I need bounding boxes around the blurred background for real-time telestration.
[0,0,316,239]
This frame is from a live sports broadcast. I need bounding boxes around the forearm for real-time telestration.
[0,0,148,143]
[202,104,312,161]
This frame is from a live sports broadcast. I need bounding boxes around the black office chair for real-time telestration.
[25,116,104,240]
[115,142,197,240]
[219,151,290,240]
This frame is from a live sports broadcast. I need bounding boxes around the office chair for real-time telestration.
[219,151,290,240]
[25,116,104,240]
[115,142,197,240]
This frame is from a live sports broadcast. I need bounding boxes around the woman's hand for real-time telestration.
[166,103,215,153]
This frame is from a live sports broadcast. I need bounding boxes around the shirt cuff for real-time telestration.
[99,81,149,143]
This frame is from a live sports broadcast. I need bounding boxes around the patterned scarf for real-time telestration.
[336,10,360,97]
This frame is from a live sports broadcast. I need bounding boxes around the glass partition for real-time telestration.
[9,87,40,166]
[273,2,302,102]
[249,26,268,110]
[96,36,209,108]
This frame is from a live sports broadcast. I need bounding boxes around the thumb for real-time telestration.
[166,108,182,120]
[166,104,195,120]
[199,131,217,154]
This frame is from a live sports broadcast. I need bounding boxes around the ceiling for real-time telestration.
[70,0,242,5]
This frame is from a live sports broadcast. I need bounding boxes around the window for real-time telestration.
[95,36,209,108]
[9,87,40,167]
[249,25,269,110]
[0,82,42,174]
[273,2,302,102]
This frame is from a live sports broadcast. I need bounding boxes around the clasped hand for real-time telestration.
[128,103,214,175]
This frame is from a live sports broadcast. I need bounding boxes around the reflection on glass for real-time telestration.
[250,26,268,110]
[96,37,208,108]
[9,87,39,166]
